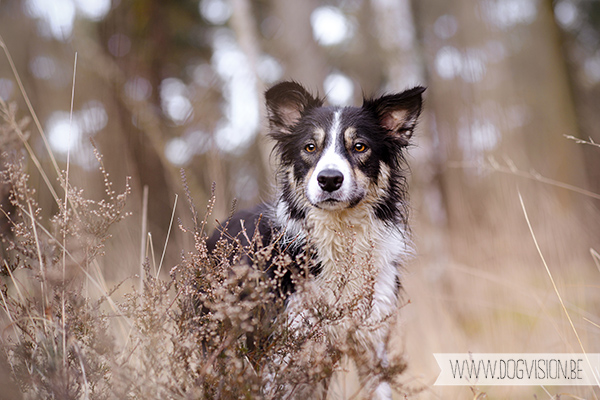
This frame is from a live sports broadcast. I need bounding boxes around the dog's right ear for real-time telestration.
[265,81,322,133]
[363,86,425,146]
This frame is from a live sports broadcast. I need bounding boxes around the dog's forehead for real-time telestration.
[307,106,364,144]
[309,106,362,126]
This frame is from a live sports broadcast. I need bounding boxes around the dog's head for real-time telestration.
[266,81,424,217]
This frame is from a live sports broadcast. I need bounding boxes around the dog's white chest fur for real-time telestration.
[279,201,411,347]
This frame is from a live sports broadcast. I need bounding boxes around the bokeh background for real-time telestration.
[1,0,600,397]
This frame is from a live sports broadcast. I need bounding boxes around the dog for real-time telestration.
[208,81,424,399]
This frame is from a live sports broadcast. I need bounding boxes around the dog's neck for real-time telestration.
[275,197,410,282]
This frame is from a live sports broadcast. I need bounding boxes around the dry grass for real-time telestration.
[0,95,415,398]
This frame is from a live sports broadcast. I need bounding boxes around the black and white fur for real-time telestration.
[210,81,424,399]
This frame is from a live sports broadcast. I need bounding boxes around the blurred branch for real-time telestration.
[590,248,600,273]
[564,135,600,149]
[448,157,600,201]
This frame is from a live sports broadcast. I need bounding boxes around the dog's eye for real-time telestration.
[305,143,316,153]
[354,143,367,152]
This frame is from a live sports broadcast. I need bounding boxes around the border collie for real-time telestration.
[209,81,424,399]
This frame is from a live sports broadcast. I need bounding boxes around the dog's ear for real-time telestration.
[265,81,322,133]
[364,86,425,145]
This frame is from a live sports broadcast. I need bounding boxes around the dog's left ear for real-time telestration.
[364,86,426,145]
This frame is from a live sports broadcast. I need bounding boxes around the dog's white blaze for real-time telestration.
[306,110,354,204]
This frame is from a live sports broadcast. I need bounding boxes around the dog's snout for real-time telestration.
[317,169,344,192]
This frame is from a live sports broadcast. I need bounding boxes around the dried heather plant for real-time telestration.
[165,182,411,399]
[0,102,131,400]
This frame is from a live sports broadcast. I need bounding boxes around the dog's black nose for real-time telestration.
[317,169,344,192]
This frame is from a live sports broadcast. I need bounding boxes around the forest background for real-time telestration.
[1,0,600,398]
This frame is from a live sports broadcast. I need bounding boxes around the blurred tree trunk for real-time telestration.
[370,0,423,91]
[266,0,328,93]
[513,1,585,187]
[556,2,600,195]
[366,0,455,268]
[230,0,273,193]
